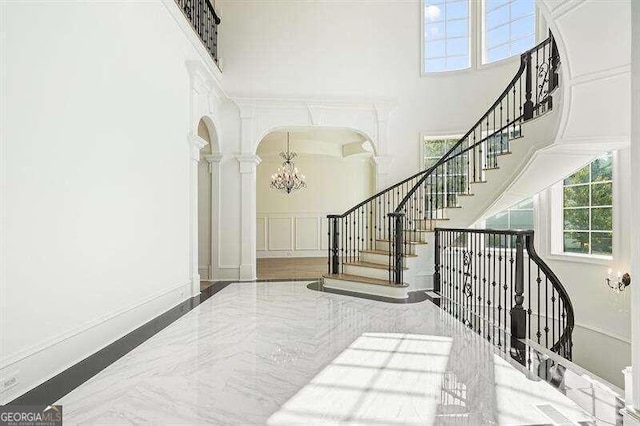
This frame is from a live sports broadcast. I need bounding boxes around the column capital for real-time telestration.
[204,153,224,173]
[204,153,224,164]
[189,133,208,161]
[236,154,261,174]
[373,101,397,123]
[371,155,393,168]
[233,99,256,119]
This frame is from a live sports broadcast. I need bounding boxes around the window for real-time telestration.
[422,137,466,206]
[485,197,534,230]
[424,0,470,72]
[484,0,535,64]
[562,153,612,256]
[483,197,534,248]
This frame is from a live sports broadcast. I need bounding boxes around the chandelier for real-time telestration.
[270,132,306,194]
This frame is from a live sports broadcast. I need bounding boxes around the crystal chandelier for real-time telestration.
[270,132,306,194]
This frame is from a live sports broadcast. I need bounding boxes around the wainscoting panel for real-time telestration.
[267,217,293,251]
[258,214,327,258]
[256,218,267,251]
[295,217,319,250]
[320,218,329,250]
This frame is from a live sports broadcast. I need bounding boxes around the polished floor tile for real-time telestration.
[57,281,598,425]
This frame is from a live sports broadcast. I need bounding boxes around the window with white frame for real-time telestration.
[424,0,470,72]
[485,197,534,230]
[483,0,536,64]
[562,153,613,256]
[422,136,466,206]
[483,197,534,248]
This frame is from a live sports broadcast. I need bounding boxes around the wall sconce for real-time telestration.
[606,269,631,292]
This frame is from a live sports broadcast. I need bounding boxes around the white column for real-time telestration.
[237,154,261,281]
[189,134,208,296]
[205,153,223,281]
[371,155,393,191]
[630,0,640,413]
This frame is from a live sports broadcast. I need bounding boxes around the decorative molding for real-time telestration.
[189,133,208,161]
[204,153,224,173]
[231,97,396,110]
[373,101,397,123]
[236,154,261,174]
[257,214,328,257]
[569,63,632,87]
[548,0,587,20]
[185,60,215,96]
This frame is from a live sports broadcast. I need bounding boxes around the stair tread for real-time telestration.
[344,260,408,270]
[323,273,409,288]
[376,239,428,245]
[361,249,418,258]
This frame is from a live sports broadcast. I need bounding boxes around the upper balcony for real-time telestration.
[175,0,221,66]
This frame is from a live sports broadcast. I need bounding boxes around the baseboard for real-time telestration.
[198,266,210,280]
[0,281,192,404]
[411,273,434,291]
[214,265,240,280]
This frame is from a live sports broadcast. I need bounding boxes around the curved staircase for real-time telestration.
[322,32,574,361]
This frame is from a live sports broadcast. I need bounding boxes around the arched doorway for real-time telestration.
[196,117,220,284]
[255,127,375,279]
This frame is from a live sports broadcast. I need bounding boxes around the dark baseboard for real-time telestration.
[7,281,234,406]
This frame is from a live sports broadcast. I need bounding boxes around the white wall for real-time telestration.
[217,0,520,183]
[0,0,228,403]
[257,152,374,258]
[528,147,633,387]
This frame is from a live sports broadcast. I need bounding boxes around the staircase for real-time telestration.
[322,31,575,361]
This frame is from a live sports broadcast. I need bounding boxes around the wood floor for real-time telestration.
[257,257,327,280]
[199,258,327,288]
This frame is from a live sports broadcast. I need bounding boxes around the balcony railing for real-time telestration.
[175,0,221,65]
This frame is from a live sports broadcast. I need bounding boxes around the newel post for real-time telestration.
[327,215,340,274]
[388,212,404,285]
[523,51,534,121]
[434,229,441,293]
[549,30,560,92]
[510,233,527,364]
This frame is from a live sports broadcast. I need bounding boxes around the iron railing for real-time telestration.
[327,31,560,284]
[175,0,221,65]
[434,228,574,361]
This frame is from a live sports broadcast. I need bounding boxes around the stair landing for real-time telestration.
[322,273,409,299]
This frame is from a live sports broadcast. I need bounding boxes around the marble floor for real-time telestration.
[58,281,606,425]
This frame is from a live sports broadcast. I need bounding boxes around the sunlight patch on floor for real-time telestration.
[267,333,453,425]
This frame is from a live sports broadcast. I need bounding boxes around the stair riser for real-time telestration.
[343,264,392,281]
[322,277,408,299]
[403,231,430,243]
[375,240,431,255]
[360,252,418,268]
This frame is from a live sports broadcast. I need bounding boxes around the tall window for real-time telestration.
[424,0,470,72]
[485,197,534,230]
[423,137,466,206]
[484,0,535,64]
[483,197,533,248]
[562,153,613,256]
